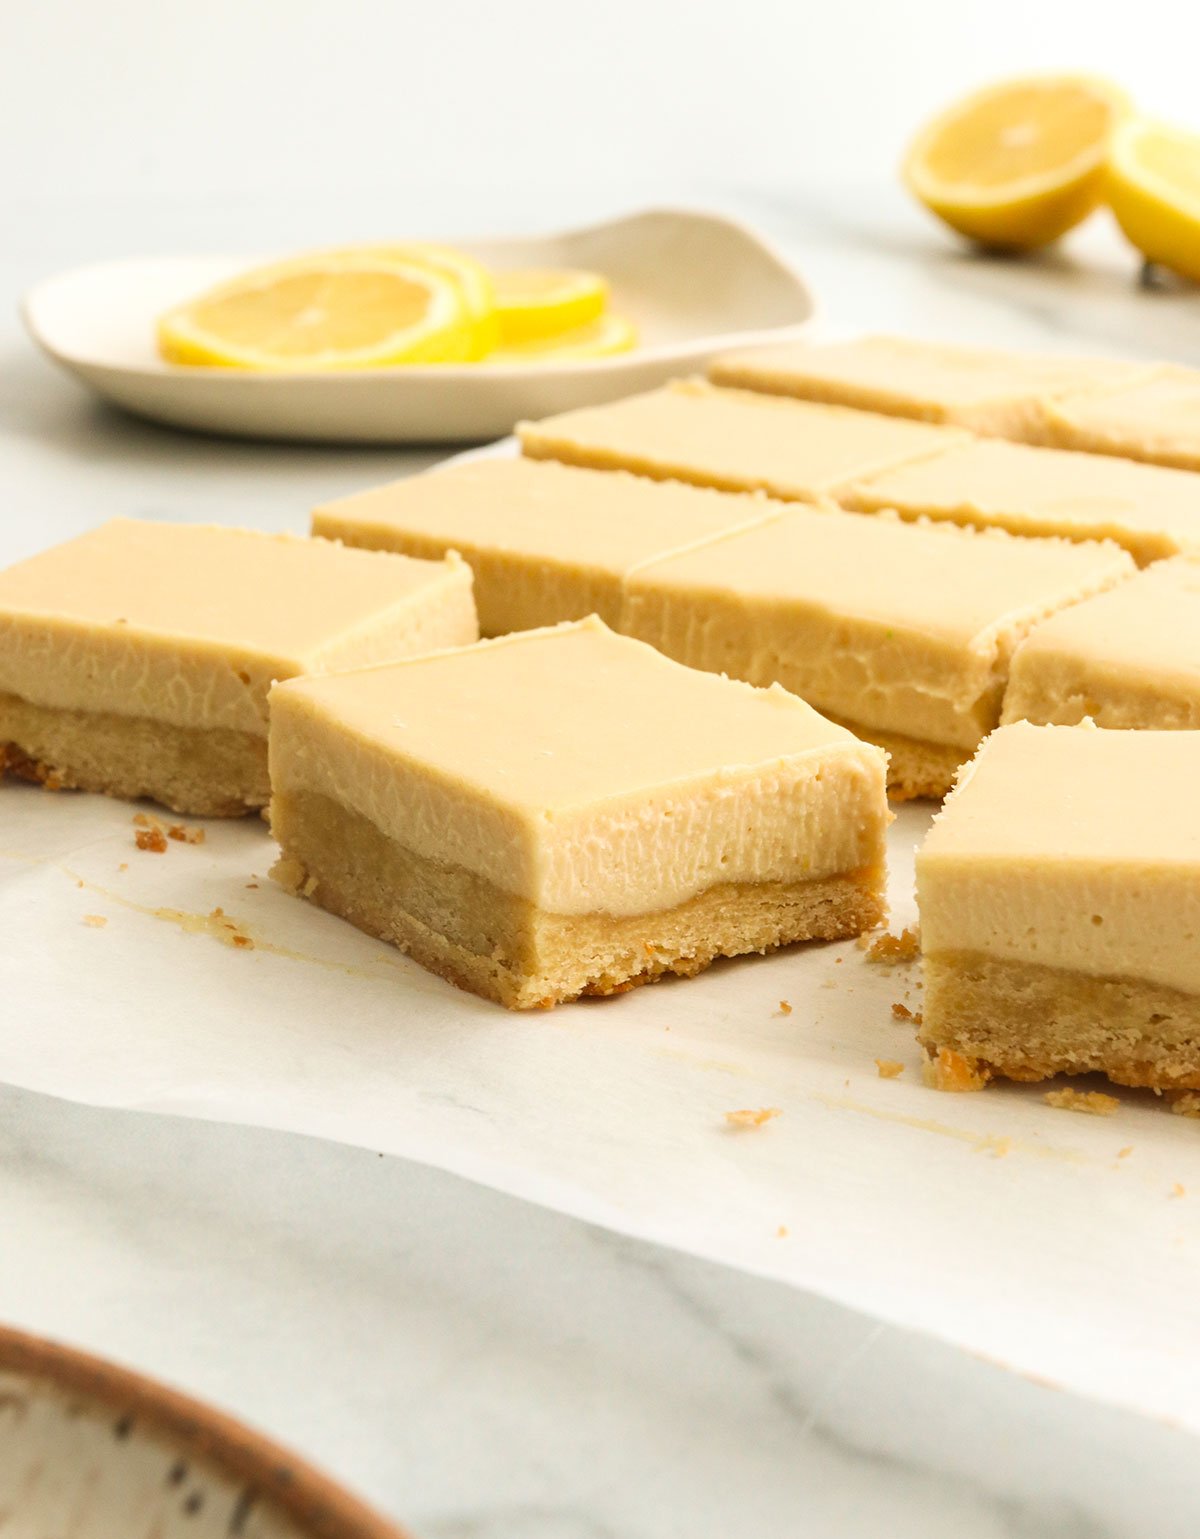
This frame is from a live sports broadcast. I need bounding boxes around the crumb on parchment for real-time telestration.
[776,1224,789,1239]
[82,914,107,928]
[1044,1088,1119,1117]
[922,1047,989,1093]
[725,1107,781,1131]
[167,822,206,845]
[875,1058,904,1079]
[776,1000,792,1017]
[135,826,167,853]
[1171,1183,1187,1199]
[866,928,920,964]
[208,907,254,950]
[1117,1146,1134,1159]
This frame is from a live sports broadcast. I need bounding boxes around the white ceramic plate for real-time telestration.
[22,208,815,445]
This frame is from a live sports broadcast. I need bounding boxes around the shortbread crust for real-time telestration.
[709,335,1150,439]
[0,696,269,817]
[312,457,773,635]
[0,519,476,815]
[273,790,883,1009]
[842,436,1200,565]
[620,507,1133,797]
[268,619,890,1008]
[519,379,967,501]
[1003,557,1200,730]
[917,723,1200,1089]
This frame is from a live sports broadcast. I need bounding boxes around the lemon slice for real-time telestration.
[1107,119,1200,283]
[158,256,474,370]
[904,75,1128,248]
[494,269,609,344]
[487,312,637,365]
[324,243,499,358]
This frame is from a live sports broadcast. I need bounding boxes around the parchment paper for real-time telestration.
[4,785,1199,1434]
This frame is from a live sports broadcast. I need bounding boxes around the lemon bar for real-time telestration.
[518,379,966,501]
[268,618,890,1009]
[917,723,1200,1090]
[0,519,476,816]
[1003,557,1200,730]
[841,436,1200,565]
[620,507,1133,799]
[709,336,1150,438]
[312,457,773,636]
[1042,366,1200,472]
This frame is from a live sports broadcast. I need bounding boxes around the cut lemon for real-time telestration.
[494,268,609,344]
[487,312,637,365]
[157,256,474,371]
[323,243,498,358]
[1107,119,1200,284]
[904,75,1129,248]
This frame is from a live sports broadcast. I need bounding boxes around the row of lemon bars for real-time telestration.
[4,333,1200,1099]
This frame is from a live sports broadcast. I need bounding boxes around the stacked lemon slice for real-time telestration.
[158,246,637,372]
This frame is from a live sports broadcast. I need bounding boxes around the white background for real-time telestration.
[5,4,1200,1536]
[4,0,1198,211]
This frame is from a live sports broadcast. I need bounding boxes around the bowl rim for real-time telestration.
[0,1321,411,1539]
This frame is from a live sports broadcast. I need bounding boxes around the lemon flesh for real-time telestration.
[487,312,637,365]
[327,243,499,358]
[905,75,1128,248]
[1108,119,1200,284]
[158,258,474,370]
[494,268,609,344]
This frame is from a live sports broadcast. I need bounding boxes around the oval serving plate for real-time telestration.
[22,207,815,445]
[0,1322,409,1539]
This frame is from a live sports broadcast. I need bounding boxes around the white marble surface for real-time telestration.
[4,1080,1200,1539]
[8,23,1200,1515]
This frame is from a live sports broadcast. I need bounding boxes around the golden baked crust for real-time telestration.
[826,716,967,801]
[0,691,268,817]
[919,951,1200,1091]
[271,788,886,1010]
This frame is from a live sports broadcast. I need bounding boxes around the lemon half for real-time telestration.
[905,75,1129,248]
[1107,118,1200,284]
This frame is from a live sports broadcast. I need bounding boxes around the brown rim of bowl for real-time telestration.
[0,1321,412,1539]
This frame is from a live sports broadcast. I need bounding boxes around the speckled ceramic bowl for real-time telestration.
[0,1324,408,1539]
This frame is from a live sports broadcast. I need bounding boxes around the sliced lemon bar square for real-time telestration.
[917,723,1200,1091]
[313,457,774,636]
[518,379,967,502]
[709,336,1151,439]
[620,507,1133,800]
[268,618,890,1009]
[841,436,1200,566]
[0,519,476,816]
[1003,556,1200,730]
[1041,366,1200,472]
